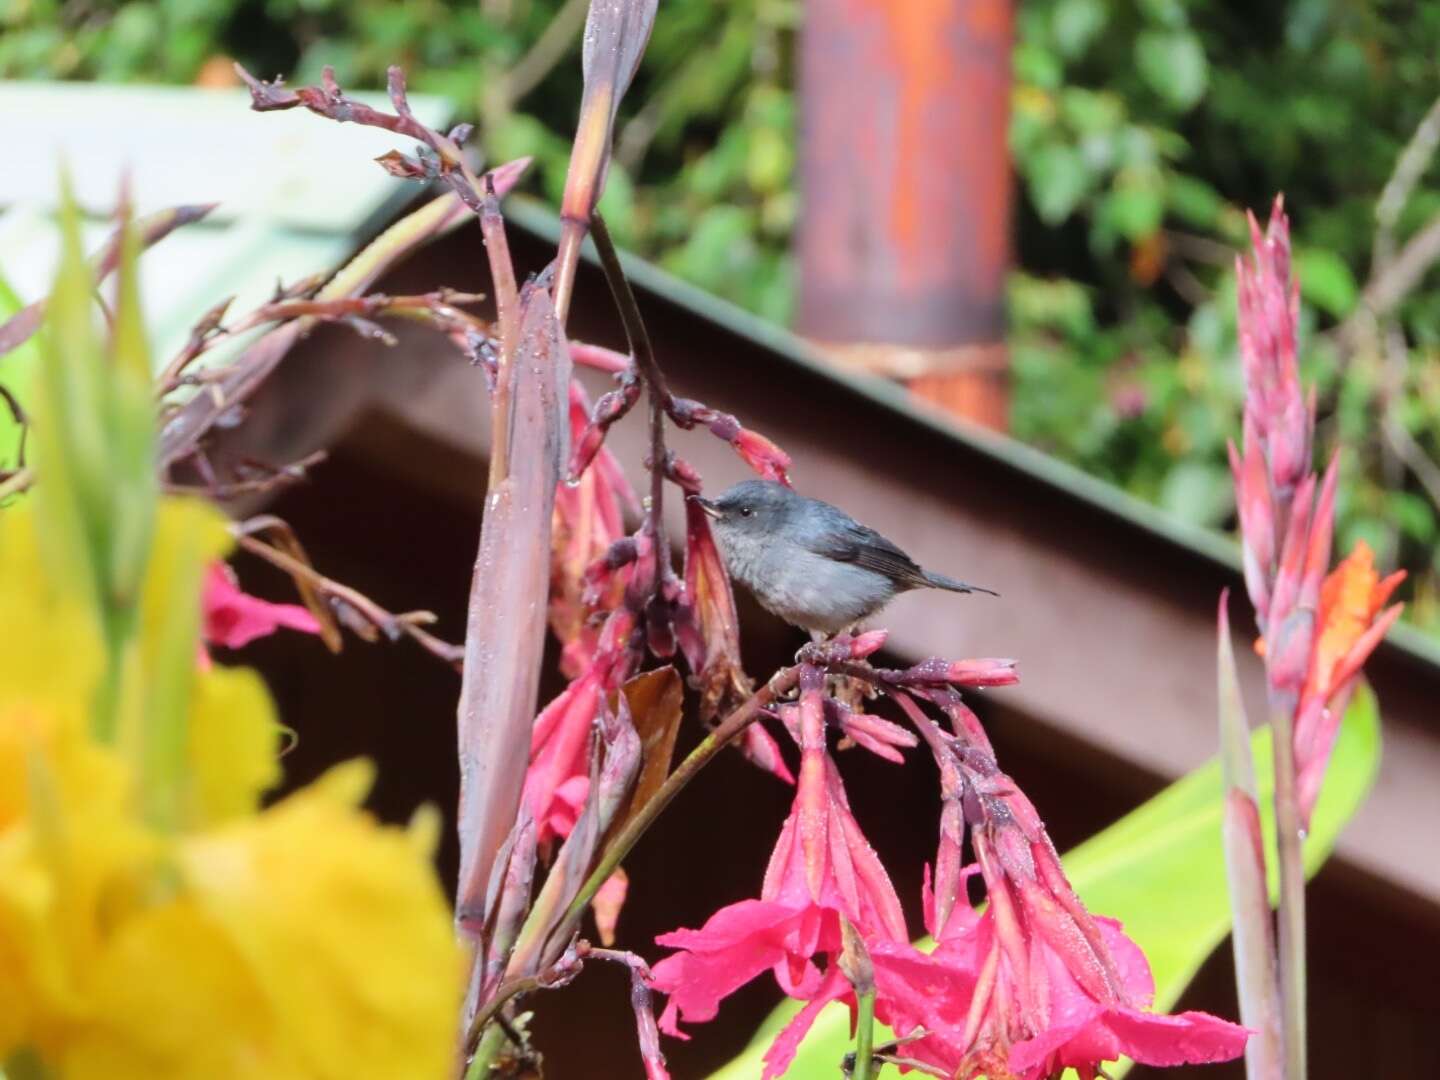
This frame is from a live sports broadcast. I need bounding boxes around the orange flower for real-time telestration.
[1303,541,1405,702]
[1293,540,1405,823]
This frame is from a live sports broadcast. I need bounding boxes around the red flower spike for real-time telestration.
[830,700,918,764]
[944,658,1021,688]
[886,657,1019,689]
[552,382,639,676]
[1236,198,1308,506]
[739,720,797,785]
[896,695,973,941]
[1262,474,1318,700]
[847,629,889,658]
[1229,198,1405,827]
[678,496,753,720]
[651,666,906,1070]
[1228,437,1274,621]
[524,607,641,847]
[201,562,322,650]
[731,427,793,486]
[565,374,642,481]
[591,869,629,947]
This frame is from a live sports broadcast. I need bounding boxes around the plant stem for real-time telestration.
[463,1021,507,1080]
[852,985,877,1080]
[590,213,669,591]
[1270,699,1308,1080]
[556,666,795,934]
[0,466,34,501]
[463,667,798,1056]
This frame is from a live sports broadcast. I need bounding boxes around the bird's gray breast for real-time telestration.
[725,539,897,635]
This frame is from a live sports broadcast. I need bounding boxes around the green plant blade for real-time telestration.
[705,688,1380,1078]
[1217,598,1283,1080]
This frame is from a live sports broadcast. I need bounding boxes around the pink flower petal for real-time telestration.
[201,563,321,649]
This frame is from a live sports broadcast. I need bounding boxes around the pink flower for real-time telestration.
[738,720,796,785]
[878,695,1249,1080]
[676,492,753,721]
[1229,198,1404,823]
[201,562,321,649]
[730,427,792,486]
[1236,197,1308,507]
[651,668,905,1078]
[552,381,640,677]
[523,607,640,848]
[870,912,1248,1080]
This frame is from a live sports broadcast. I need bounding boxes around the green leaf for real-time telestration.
[1135,30,1209,111]
[1158,460,1233,526]
[105,200,159,606]
[1101,167,1166,242]
[32,176,158,745]
[706,690,1380,1078]
[1295,247,1359,318]
[34,172,110,608]
[1025,142,1092,224]
[1051,0,1106,59]
[1166,174,1226,229]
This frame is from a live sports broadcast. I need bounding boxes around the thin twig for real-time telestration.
[236,64,492,215]
[0,466,35,502]
[158,290,487,393]
[1356,210,1440,322]
[591,213,669,594]
[234,530,464,668]
[162,450,328,500]
[1164,228,1235,267]
[0,385,29,468]
[480,180,521,483]
[503,0,590,106]
[1375,94,1440,268]
[554,666,796,948]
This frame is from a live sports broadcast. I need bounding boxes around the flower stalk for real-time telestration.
[1225,197,1405,1080]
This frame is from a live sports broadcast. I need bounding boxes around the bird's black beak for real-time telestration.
[688,494,722,520]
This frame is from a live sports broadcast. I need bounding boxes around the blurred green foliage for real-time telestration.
[5,0,1440,632]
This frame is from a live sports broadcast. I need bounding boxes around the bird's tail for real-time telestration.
[922,570,999,597]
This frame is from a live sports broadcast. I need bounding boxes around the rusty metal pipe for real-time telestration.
[797,0,1013,429]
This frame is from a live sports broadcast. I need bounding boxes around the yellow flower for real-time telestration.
[0,501,461,1079]
[57,764,462,1080]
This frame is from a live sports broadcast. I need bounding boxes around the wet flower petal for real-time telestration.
[201,563,321,650]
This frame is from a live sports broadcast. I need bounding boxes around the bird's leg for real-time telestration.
[795,624,874,713]
[793,628,833,665]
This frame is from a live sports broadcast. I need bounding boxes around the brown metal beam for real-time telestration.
[212,213,1440,914]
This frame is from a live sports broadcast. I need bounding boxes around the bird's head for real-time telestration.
[689,479,797,543]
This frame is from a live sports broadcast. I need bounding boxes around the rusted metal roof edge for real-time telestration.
[503,195,1440,673]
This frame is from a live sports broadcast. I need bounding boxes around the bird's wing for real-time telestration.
[806,521,929,588]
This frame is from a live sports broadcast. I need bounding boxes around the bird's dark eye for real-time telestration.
[739,506,753,517]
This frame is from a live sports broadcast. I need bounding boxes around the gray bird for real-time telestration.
[692,479,997,637]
